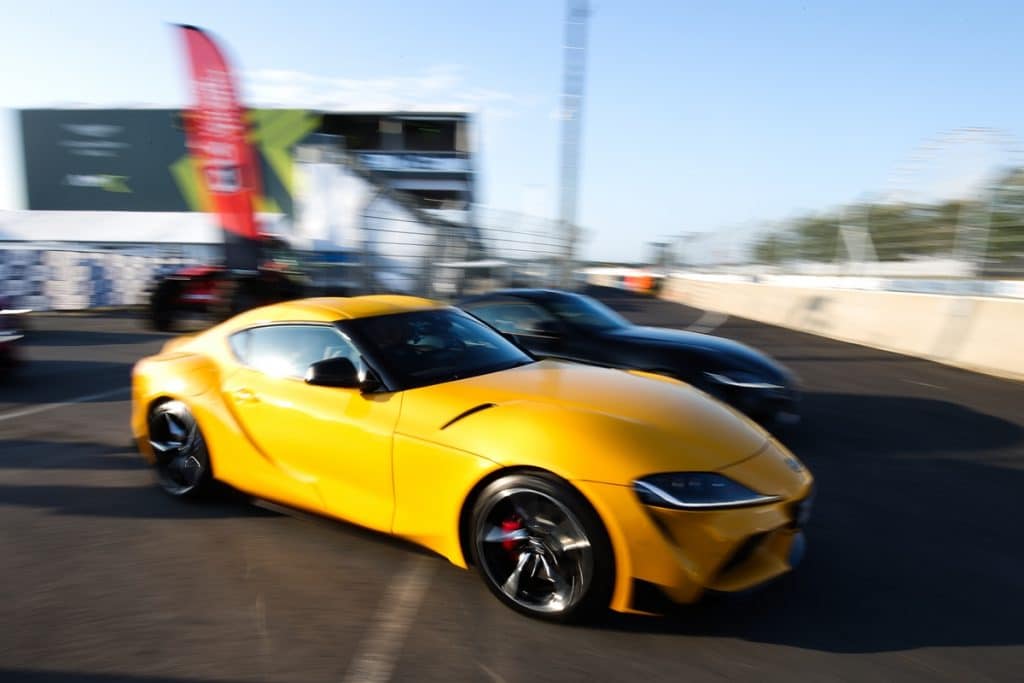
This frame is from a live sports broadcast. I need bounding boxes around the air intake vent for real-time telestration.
[440,403,497,430]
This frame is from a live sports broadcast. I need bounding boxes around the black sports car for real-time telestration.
[458,289,799,424]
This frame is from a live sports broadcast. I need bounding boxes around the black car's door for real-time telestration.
[555,326,619,365]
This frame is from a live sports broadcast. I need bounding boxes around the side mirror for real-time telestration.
[304,357,361,389]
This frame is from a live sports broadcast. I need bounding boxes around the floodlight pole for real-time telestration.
[558,0,589,287]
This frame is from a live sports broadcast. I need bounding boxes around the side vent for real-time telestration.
[440,403,498,430]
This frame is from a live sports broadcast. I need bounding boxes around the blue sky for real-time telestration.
[2,1,1023,261]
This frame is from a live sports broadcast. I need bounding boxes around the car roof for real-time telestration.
[228,295,445,326]
[461,288,576,304]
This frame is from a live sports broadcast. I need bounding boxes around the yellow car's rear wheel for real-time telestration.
[148,401,212,498]
[470,472,613,622]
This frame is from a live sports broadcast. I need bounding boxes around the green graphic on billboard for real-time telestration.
[20,108,321,214]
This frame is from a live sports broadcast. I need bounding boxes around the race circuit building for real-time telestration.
[0,108,481,308]
[0,107,476,249]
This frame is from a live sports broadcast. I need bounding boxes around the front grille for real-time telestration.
[718,531,769,576]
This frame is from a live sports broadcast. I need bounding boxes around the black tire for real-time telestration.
[150,279,180,332]
[470,472,614,622]
[147,400,213,498]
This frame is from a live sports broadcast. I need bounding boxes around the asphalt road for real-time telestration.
[1,294,1023,682]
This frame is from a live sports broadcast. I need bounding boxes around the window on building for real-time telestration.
[403,120,457,152]
[319,115,381,150]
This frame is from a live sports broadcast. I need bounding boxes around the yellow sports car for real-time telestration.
[132,296,814,621]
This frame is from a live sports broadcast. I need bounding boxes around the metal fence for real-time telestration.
[667,126,1024,280]
[669,188,1024,279]
[0,203,572,311]
[350,204,570,301]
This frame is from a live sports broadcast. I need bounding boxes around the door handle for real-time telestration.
[230,388,258,403]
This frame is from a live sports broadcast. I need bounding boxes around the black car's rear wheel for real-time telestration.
[148,401,212,498]
[470,472,614,622]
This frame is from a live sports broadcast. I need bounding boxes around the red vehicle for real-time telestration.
[148,237,306,331]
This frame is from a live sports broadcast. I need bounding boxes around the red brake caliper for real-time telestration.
[501,517,522,554]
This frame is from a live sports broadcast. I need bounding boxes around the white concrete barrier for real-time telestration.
[661,275,1024,382]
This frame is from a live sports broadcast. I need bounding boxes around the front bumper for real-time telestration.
[729,385,801,424]
[699,371,800,424]
[574,446,814,613]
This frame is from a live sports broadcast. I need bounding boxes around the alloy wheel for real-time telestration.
[148,402,208,496]
[475,487,595,614]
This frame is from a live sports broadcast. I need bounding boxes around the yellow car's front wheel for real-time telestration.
[148,400,213,498]
[470,472,614,622]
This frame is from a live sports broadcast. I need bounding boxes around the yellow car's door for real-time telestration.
[222,323,401,532]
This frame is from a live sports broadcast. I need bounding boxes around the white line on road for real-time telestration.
[687,310,729,334]
[342,555,437,683]
[478,663,508,683]
[0,386,131,422]
[902,379,945,391]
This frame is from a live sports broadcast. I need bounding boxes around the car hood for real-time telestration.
[397,359,772,482]
[605,325,789,376]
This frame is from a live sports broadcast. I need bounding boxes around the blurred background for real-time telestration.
[2,1,1024,309]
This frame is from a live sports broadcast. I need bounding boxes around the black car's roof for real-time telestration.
[459,288,577,304]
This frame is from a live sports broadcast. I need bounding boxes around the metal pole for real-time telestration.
[558,0,589,288]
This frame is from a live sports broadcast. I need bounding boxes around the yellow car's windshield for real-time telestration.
[345,309,534,390]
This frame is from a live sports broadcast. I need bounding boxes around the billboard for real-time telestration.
[20,108,321,214]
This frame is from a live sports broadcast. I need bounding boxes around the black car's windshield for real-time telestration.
[345,308,534,390]
[547,294,631,331]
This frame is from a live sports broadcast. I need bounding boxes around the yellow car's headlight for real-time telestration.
[633,473,780,510]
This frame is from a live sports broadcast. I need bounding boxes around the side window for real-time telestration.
[232,325,362,379]
[229,329,250,362]
[467,301,556,335]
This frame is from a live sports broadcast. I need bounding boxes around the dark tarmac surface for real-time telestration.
[1,293,1023,682]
